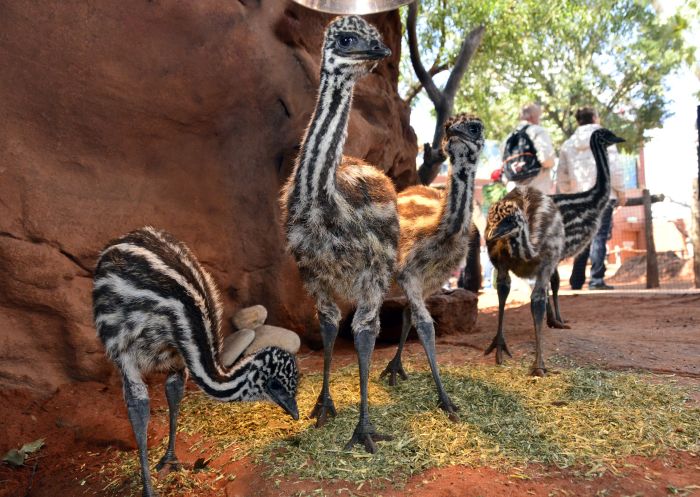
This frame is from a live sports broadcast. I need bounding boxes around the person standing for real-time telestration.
[557,106,626,290]
[501,103,556,194]
[480,169,508,289]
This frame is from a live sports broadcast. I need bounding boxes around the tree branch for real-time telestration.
[402,64,449,105]
[443,25,485,99]
[406,1,442,105]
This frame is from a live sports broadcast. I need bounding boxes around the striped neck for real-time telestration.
[293,70,355,208]
[438,149,477,238]
[552,135,612,256]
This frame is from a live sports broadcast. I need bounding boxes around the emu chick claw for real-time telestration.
[484,337,512,365]
[344,431,393,453]
[309,394,337,427]
[156,458,182,474]
[547,317,571,329]
[438,397,460,422]
[379,357,408,386]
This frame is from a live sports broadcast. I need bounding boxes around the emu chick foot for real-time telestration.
[309,393,337,428]
[438,396,460,422]
[156,455,182,473]
[530,367,548,377]
[344,423,392,453]
[484,336,512,365]
[546,316,570,329]
[379,356,408,386]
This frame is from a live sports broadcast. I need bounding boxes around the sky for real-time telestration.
[408,1,700,221]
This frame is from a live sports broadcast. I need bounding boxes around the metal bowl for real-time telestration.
[290,0,413,14]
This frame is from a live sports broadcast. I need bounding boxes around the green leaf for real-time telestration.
[19,438,45,455]
[2,449,26,467]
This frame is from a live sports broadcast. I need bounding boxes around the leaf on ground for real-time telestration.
[193,457,210,472]
[2,449,26,467]
[20,438,45,455]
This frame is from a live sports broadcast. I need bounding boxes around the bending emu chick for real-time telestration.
[93,227,299,497]
[380,114,484,420]
[280,16,398,453]
[484,128,624,375]
[484,189,564,376]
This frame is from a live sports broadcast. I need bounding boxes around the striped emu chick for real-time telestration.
[280,16,398,453]
[484,188,565,376]
[548,128,625,324]
[380,114,484,420]
[93,227,299,497]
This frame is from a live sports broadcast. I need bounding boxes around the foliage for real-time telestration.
[401,0,698,151]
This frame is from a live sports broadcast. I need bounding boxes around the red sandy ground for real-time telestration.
[2,294,699,497]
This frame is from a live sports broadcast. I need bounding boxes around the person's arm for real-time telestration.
[531,126,555,169]
[556,148,572,194]
[608,145,626,205]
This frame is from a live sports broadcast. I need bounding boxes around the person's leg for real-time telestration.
[589,200,616,288]
[569,245,590,290]
[483,251,494,289]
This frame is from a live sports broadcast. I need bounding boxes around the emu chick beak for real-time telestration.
[271,390,299,420]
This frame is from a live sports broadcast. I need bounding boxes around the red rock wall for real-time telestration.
[0,0,417,392]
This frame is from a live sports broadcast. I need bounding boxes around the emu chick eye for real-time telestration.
[338,35,357,48]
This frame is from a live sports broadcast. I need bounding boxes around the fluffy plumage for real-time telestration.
[94,227,299,497]
[484,128,624,375]
[380,114,484,419]
[280,16,398,453]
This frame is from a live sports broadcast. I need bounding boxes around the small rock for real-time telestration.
[231,305,267,331]
[245,325,300,356]
[220,329,256,367]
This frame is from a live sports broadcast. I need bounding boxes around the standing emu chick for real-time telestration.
[380,114,484,420]
[280,16,398,453]
[485,128,624,375]
[93,227,299,497]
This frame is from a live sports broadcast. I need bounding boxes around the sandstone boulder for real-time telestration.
[340,289,479,343]
[0,0,417,391]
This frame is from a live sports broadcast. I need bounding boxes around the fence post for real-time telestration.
[695,106,700,288]
[643,188,660,288]
[694,180,700,288]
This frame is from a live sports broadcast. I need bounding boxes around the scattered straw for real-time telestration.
[100,360,700,494]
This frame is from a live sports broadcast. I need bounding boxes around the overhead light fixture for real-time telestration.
[290,0,413,15]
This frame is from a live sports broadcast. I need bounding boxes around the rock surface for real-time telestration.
[247,325,301,356]
[0,0,418,391]
[232,305,268,331]
[340,289,479,343]
[221,329,257,367]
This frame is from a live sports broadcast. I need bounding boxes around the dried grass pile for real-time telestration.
[102,359,700,494]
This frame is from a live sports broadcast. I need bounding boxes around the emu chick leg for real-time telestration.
[531,270,552,376]
[123,376,156,497]
[345,304,391,453]
[310,306,340,427]
[379,306,410,386]
[156,370,185,472]
[485,268,512,364]
[547,268,570,329]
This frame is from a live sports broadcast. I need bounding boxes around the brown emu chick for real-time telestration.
[280,16,398,453]
[484,188,565,376]
[380,114,484,418]
[484,128,626,376]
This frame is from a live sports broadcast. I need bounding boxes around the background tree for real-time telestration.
[403,0,484,185]
[402,0,697,155]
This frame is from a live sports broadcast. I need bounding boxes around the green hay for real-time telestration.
[101,360,700,494]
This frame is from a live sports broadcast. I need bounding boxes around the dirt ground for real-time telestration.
[2,293,699,497]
